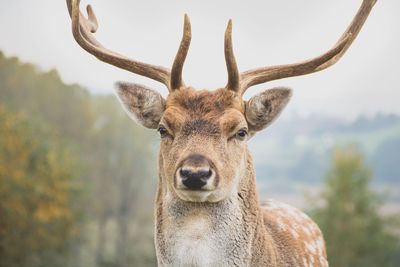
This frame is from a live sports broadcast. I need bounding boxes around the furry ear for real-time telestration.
[245,87,292,134]
[114,82,166,129]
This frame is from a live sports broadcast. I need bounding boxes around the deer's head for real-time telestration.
[116,84,292,202]
[67,0,376,202]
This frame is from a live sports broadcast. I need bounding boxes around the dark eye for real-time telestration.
[157,126,169,138]
[235,129,248,140]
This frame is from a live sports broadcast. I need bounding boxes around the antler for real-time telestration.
[225,0,378,95]
[225,20,240,92]
[66,0,191,91]
[170,15,192,90]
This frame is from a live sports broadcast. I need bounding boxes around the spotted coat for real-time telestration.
[262,200,329,267]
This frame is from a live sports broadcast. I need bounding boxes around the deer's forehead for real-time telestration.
[166,88,244,113]
[162,88,246,134]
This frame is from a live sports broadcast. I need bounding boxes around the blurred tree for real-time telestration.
[0,51,92,146]
[88,95,157,267]
[0,106,82,267]
[310,146,400,267]
[1,51,158,267]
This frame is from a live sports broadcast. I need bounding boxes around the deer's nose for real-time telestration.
[178,154,214,190]
[180,168,212,190]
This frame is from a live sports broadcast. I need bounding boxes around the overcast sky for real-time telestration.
[0,0,398,120]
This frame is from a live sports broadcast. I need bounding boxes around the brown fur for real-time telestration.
[167,87,244,117]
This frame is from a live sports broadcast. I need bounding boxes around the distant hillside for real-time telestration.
[250,112,400,205]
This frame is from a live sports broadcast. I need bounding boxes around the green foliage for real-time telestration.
[0,53,92,145]
[0,106,81,267]
[310,146,400,267]
[0,51,157,267]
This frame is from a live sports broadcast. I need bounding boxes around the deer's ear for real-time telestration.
[245,87,292,134]
[115,82,166,129]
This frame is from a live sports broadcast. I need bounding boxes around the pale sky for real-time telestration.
[1,0,399,120]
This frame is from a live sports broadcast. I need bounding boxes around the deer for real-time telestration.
[67,0,377,266]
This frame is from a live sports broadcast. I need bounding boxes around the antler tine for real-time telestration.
[66,0,171,88]
[224,20,240,92]
[86,5,98,33]
[170,14,192,91]
[239,0,378,95]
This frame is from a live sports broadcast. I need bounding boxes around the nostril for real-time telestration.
[180,169,211,180]
[202,170,212,181]
[179,169,191,180]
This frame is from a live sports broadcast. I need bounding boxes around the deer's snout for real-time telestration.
[176,154,216,191]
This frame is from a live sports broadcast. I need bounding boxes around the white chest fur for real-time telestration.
[157,196,251,267]
[170,217,221,267]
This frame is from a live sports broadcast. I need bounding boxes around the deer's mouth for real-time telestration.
[175,188,215,203]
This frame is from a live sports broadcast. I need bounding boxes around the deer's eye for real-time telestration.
[157,126,169,138]
[235,128,248,141]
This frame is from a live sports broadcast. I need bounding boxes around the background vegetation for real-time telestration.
[0,51,399,266]
[309,147,400,267]
[0,51,156,267]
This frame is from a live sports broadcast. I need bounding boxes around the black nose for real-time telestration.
[179,154,213,190]
[180,168,212,190]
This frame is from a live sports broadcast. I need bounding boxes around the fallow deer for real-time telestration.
[67,0,377,266]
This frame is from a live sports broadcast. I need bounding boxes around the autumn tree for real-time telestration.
[0,51,158,266]
[0,106,82,267]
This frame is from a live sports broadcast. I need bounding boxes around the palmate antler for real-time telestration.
[66,0,191,91]
[224,0,378,95]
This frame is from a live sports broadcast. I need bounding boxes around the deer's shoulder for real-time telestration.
[261,199,329,267]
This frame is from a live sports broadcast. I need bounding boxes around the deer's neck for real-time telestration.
[154,153,278,267]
